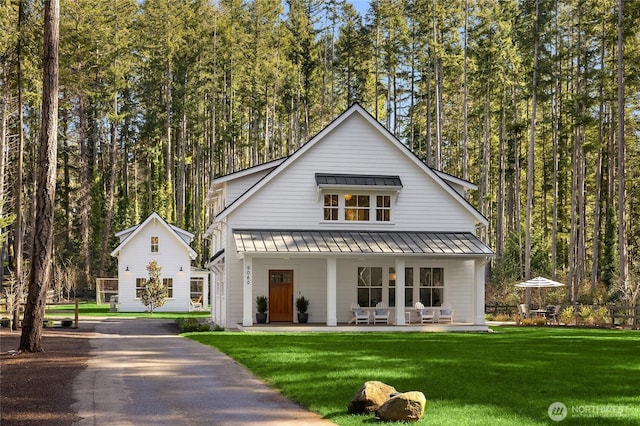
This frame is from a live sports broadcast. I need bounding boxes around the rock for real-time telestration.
[347,381,397,414]
[376,391,426,422]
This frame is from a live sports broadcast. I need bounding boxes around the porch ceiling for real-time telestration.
[233,230,494,256]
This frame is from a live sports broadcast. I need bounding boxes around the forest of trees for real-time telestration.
[1,0,640,307]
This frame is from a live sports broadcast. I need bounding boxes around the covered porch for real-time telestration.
[234,230,493,328]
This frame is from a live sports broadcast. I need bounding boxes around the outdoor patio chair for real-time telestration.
[373,302,390,324]
[438,306,454,323]
[546,305,560,324]
[518,303,530,319]
[189,296,203,311]
[350,303,370,324]
[414,302,435,324]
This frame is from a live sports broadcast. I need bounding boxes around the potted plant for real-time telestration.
[256,296,268,324]
[296,296,309,323]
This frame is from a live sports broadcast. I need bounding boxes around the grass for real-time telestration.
[44,301,210,319]
[186,327,640,425]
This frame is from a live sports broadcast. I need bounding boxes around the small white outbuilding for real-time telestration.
[111,212,208,312]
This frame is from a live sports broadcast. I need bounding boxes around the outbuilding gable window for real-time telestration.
[151,236,159,252]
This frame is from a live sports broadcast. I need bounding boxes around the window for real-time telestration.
[345,195,370,221]
[191,277,204,301]
[419,267,444,307]
[135,278,146,298]
[388,267,396,307]
[163,278,173,298]
[357,267,382,307]
[151,236,159,252]
[323,194,339,221]
[322,193,394,223]
[389,267,413,307]
[405,268,414,307]
[136,277,173,298]
[376,195,391,221]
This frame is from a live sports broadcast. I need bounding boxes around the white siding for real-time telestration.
[225,169,273,204]
[116,220,192,312]
[223,252,477,325]
[228,113,477,232]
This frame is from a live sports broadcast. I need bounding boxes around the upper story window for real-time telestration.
[324,194,339,221]
[151,236,159,252]
[345,194,370,221]
[316,173,402,224]
[376,195,391,222]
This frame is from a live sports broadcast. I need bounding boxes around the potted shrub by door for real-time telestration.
[296,296,309,323]
[256,296,268,324]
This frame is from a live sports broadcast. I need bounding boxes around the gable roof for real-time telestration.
[214,103,488,225]
[110,212,198,260]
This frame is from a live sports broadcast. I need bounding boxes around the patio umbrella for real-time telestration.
[515,276,565,309]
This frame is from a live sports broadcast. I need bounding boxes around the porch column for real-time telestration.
[242,256,253,326]
[474,258,486,325]
[395,258,406,325]
[203,273,209,310]
[326,257,337,326]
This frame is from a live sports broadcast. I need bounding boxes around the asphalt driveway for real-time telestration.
[72,318,333,425]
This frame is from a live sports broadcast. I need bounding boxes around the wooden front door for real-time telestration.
[269,270,293,322]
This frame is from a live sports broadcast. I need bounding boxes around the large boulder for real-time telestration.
[347,381,398,414]
[376,391,426,422]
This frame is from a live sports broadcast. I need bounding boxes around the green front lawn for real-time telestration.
[45,301,210,319]
[186,327,640,425]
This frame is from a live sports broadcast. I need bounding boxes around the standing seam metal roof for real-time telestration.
[233,230,493,256]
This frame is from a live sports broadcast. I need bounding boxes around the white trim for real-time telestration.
[111,212,197,260]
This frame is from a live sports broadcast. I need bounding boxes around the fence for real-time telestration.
[95,278,118,304]
[485,303,639,329]
[484,303,518,317]
[609,305,639,329]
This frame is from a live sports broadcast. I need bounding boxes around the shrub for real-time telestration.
[579,306,594,325]
[495,314,512,322]
[176,318,211,332]
[592,306,610,327]
[560,306,576,325]
[532,316,547,326]
[485,314,495,321]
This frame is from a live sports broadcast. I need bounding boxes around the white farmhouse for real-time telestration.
[111,212,209,312]
[205,104,493,329]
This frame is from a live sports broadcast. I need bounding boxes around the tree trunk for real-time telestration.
[12,0,26,330]
[616,0,627,293]
[20,0,59,353]
[525,0,540,281]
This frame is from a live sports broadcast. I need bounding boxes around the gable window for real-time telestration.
[376,195,391,221]
[419,267,444,307]
[357,266,382,307]
[345,194,370,221]
[324,194,339,221]
[151,236,159,252]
